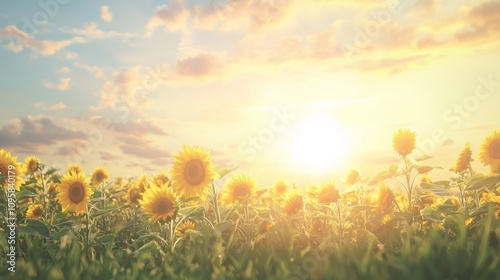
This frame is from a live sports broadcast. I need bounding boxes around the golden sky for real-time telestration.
[0,0,499,187]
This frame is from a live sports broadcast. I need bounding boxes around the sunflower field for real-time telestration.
[1,129,500,280]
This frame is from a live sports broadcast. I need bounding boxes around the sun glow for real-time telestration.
[289,113,350,173]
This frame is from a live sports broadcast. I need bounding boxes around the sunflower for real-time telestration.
[392,128,416,157]
[152,172,170,187]
[479,130,500,170]
[0,149,25,191]
[91,166,109,184]
[171,145,216,198]
[305,185,318,201]
[176,221,196,237]
[271,179,289,197]
[317,183,340,204]
[24,156,40,175]
[135,174,150,191]
[281,191,304,216]
[453,142,473,173]
[26,204,43,219]
[345,169,361,185]
[66,163,82,175]
[139,184,178,222]
[47,183,58,195]
[57,171,93,214]
[128,186,143,205]
[420,174,431,184]
[377,184,395,215]
[221,174,256,205]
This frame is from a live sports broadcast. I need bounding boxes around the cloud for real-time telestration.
[0,115,86,153]
[112,134,171,166]
[85,116,168,136]
[57,67,72,74]
[176,53,224,77]
[99,151,121,160]
[44,78,71,91]
[34,102,67,110]
[73,62,105,78]
[0,25,80,56]
[100,6,113,22]
[147,0,188,33]
[65,22,136,39]
[98,65,170,108]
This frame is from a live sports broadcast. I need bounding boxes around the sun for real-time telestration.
[289,113,350,173]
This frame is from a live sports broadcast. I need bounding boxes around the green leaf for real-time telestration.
[368,170,391,186]
[216,166,238,179]
[420,182,452,196]
[91,205,124,218]
[416,166,433,174]
[18,219,50,238]
[420,206,443,223]
[45,167,58,176]
[466,176,499,191]
[470,202,493,218]
[16,190,38,200]
[137,240,160,255]
[215,221,232,233]
[178,205,205,216]
[355,229,381,247]
[415,155,433,161]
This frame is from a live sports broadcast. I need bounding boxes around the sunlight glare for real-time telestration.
[289,113,350,173]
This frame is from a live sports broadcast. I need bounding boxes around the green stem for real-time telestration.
[404,158,413,224]
[211,182,221,224]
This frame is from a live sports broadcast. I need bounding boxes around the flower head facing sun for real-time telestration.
[24,156,40,175]
[152,172,170,187]
[479,130,500,170]
[66,163,82,175]
[176,221,196,237]
[26,204,43,219]
[0,149,25,191]
[271,179,289,198]
[345,169,361,186]
[377,184,395,215]
[281,190,304,216]
[392,128,416,158]
[128,186,143,205]
[91,166,109,184]
[454,142,473,173]
[171,145,215,198]
[57,171,93,214]
[139,184,178,223]
[317,183,340,204]
[222,174,256,205]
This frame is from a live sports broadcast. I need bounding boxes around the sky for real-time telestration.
[0,0,499,188]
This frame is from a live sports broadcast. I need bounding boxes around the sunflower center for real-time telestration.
[184,159,205,185]
[30,162,38,172]
[69,182,85,204]
[488,139,500,159]
[33,207,43,217]
[156,199,172,214]
[95,172,105,182]
[234,184,249,198]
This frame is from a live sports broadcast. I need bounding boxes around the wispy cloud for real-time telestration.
[0,25,82,56]
[100,5,113,22]
[44,78,71,91]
